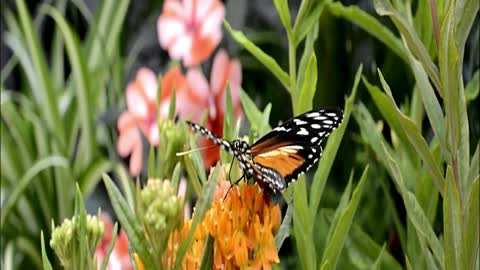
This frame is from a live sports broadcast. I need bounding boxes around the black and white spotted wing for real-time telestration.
[186,108,343,193]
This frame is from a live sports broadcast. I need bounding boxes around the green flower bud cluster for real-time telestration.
[141,179,184,257]
[141,179,183,232]
[50,215,104,269]
[157,119,188,176]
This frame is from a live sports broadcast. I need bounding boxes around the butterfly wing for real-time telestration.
[250,108,343,188]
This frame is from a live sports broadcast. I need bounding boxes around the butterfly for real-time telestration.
[186,108,344,193]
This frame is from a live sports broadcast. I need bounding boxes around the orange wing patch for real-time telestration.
[253,146,305,177]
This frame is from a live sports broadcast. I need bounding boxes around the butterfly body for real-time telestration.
[187,108,343,193]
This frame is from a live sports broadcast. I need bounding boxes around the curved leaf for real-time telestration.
[1,156,68,227]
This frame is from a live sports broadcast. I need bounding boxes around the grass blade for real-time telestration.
[321,166,369,269]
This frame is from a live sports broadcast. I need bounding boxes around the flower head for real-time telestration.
[157,0,225,67]
[171,174,281,269]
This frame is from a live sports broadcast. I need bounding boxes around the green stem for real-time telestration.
[288,35,297,114]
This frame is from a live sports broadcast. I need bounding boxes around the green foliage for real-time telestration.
[2,0,478,269]
[1,0,130,268]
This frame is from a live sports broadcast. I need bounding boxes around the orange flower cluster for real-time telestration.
[169,181,281,270]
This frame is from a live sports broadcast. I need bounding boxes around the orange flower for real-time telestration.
[157,0,225,67]
[117,68,159,176]
[171,178,281,270]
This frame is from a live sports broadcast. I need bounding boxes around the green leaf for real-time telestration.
[364,75,445,194]
[221,85,235,164]
[100,223,119,270]
[40,231,53,270]
[297,23,318,92]
[259,103,273,136]
[321,166,369,269]
[467,143,479,191]
[454,0,479,62]
[438,2,469,201]
[294,1,326,46]
[199,234,214,270]
[224,21,290,90]
[174,164,218,270]
[465,70,479,103]
[15,0,66,147]
[147,145,156,178]
[46,5,96,167]
[171,162,182,190]
[297,51,317,112]
[373,0,441,91]
[382,144,445,266]
[344,223,403,270]
[273,0,292,36]
[78,158,112,197]
[103,174,158,268]
[403,48,448,161]
[463,178,479,270]
[239,89,271,134]
[324,172,354,246]
[309,64,362,217]
[168,88,176,120]
[444,166,462,270]
[275,200,292,250]
[370,245,386,270]
[327,2,407,62]
[1,156,68,227]
[413,0,436,58]
[292,176,316,270]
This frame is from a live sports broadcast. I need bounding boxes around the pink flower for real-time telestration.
[202,49,242,167]
[117,68,159,176]
[159,66,210,124]
[157,0,225,67]
[96,214,133,270]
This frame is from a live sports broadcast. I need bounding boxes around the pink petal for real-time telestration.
[195,0,215,21]
[117,127,140,157]
[169,35,193,60]
[129,139,143,176]
[186,68,210,102]
[229,59,242,87]
[199,4,224,37]
[159,100,171,119]
[126,83,148,118]
[210,49,228,95]
[162,0,185,18]
[137,68,158,103]
[157,17,185,49]
[146,124,159,146]
[117,111,135,131]
[184,0,194,21]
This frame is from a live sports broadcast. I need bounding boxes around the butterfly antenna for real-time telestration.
[175,144,217,156]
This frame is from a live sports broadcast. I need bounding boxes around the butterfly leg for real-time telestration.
[223,173,245,200]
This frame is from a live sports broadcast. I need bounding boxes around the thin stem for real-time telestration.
[288,36,297,114]
[429,0,440,51]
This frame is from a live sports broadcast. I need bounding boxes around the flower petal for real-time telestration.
[117,127,140,157]
[199,3,224,38]
[157,17,185,49]
[129,138,143,176]
[126,83,148,118]
[136,68,158,103]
